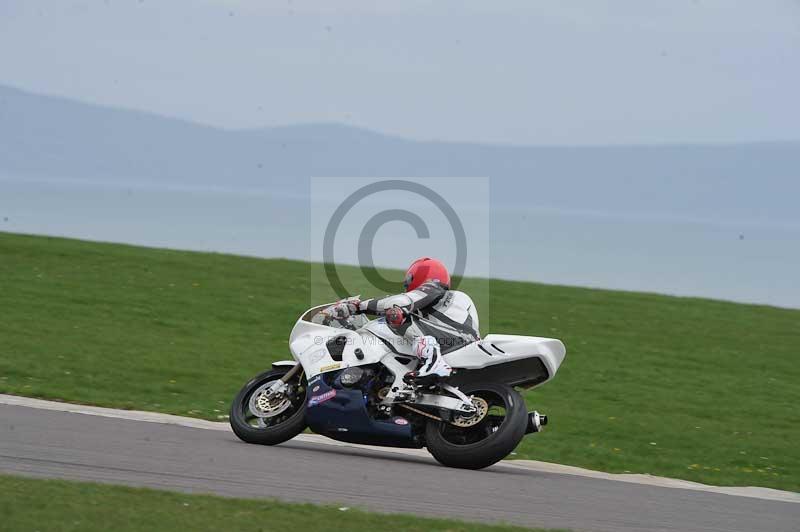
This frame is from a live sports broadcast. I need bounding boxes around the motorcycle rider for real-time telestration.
[325,257,480,381]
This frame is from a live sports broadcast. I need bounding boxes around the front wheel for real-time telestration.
[425,382,527,469]
[230,368,307,445]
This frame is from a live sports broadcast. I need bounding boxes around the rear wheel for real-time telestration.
[230,368,307,445]
[425,382,527,469]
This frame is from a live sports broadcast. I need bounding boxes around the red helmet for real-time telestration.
[403,257,450,292]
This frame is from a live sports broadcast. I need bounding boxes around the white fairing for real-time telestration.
[289,304,400,378]
[288,303,565,387]
[444,334,566,381]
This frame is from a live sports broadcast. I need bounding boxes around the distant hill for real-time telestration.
[1,83,799,222]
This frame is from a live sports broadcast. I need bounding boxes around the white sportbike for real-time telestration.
[230,302,566,469]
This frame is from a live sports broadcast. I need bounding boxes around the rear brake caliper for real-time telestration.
[440,383,478,415]
[451,397,489,427]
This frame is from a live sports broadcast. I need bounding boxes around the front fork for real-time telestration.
[265,363,304,397]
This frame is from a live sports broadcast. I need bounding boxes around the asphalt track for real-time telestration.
[1,398,798,532]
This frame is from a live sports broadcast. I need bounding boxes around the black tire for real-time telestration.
[230,368,307,445]
[425,382,527,470]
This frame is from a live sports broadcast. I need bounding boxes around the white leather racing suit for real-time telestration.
[357,281,480,377]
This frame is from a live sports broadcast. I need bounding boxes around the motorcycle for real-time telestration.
[230,300,566,469]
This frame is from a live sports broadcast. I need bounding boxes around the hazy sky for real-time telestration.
[1,0,798,145]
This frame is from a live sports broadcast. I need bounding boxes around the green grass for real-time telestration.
[1,232,798,491]
[0,474,556,532]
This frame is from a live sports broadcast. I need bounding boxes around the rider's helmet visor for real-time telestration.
[403,272,413,292]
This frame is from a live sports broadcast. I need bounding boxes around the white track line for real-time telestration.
[1,394,797,504]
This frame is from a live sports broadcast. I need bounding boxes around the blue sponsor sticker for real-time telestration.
[307,389,336,407]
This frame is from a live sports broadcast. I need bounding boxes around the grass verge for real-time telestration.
[0,232,798,491]
[0,474,557,532]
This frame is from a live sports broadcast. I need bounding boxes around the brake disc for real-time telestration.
[248,380,293,418]
[451,397,489,427]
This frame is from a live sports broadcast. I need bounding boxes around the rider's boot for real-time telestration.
[404,336,452,385]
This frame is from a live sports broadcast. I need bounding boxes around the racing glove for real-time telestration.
[326,298,361,319]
